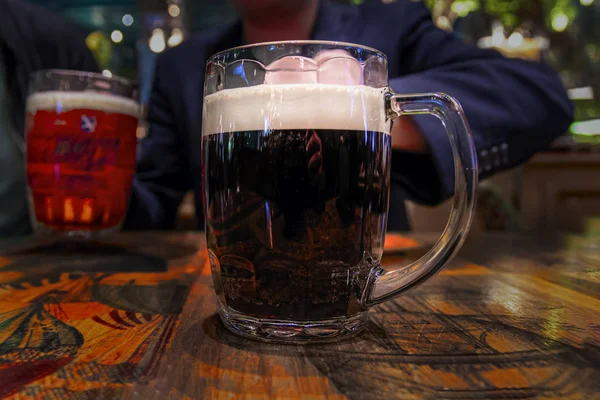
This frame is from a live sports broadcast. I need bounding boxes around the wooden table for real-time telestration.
[0,233,598,399]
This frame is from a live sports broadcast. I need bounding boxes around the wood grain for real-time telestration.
[0,233,598,399]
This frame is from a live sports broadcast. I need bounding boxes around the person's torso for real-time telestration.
[0,50,30,236]
[167,2,413,230]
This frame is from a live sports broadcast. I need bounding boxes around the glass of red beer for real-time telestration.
[25,70,140,238]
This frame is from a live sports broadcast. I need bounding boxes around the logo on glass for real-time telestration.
[80,115,97,133]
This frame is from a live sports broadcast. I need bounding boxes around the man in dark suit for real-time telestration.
[0,0,99,236]
[126,0,573,231]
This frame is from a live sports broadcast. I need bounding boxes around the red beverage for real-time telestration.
[26,91,139,233]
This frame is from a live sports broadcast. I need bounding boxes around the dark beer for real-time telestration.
[203,84,391,322]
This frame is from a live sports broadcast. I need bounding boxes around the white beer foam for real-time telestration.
[27,91,140,118]
[203,84,389,136]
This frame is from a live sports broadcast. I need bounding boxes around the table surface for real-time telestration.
[0,232,598,399]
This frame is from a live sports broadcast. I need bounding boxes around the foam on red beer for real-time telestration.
[27,91,140,116]
[202,84,389,136]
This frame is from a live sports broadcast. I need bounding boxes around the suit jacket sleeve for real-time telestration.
[23,0,100,73]
[124,56,191,229]
[65,33,100,73]
[387,1,573,205]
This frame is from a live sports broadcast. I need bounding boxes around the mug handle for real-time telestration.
[362,92,479,307]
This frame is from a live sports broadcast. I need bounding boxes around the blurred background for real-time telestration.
[29,0,600,233]
[31,0,600,121]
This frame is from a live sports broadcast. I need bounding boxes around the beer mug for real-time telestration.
[26,70,140,238]
[202,41,477,343]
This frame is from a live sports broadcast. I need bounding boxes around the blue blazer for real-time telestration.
[0,0,99,141]
[125,0,573,231]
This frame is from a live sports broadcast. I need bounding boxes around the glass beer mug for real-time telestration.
[26,70,140,238]
[202,41,477,343]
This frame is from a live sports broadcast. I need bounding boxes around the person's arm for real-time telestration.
[68,36,100,73]
[385,1,573,205]
[124,56,191,230]
[24,0,101,74]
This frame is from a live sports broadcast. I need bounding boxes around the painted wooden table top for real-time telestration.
[0,232,598,399]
